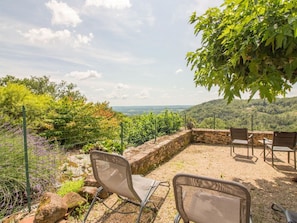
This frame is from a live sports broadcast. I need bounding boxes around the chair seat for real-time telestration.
[232,139,249,145]
[267,145,294,152]
[132,175,160,201]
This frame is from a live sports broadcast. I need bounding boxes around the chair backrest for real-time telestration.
[273,131,297,149]
[230,127,248,141]
[90,150,141,202]
[173,173,251,223]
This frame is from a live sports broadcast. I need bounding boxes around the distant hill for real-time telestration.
[184,97,297,132]
[112,105,192,116]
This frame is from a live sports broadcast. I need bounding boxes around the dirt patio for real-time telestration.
[82,144,297,223]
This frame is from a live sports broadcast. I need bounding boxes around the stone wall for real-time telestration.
[191,128,273,146]
[124,130,192,175]
[123,128,273,175]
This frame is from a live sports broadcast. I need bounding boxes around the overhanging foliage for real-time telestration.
[187,0,297,103]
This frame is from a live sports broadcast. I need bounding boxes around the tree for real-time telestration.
[0,75,86,100]
[186,0,297,103]
[0,83,52,126]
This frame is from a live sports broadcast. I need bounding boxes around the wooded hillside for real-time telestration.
[185,97,297,131]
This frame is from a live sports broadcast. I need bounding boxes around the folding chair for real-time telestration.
[173,173,252,223]
[263,131,297,169]
[272,203,297,223]
[83,150,169,223]
[230,127,254,158]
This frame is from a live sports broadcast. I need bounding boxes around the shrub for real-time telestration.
[81,139,124,154]
[56,179,84,197]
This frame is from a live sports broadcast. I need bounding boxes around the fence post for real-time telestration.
[22,106,31,212]
[154,118,157,143]
[120,122,124,155]
[251,114,254,131]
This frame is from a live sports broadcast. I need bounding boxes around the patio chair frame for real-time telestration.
[83,150,169,223]
[173,173,252,223]
[230,127,254,158]
[272,203,297,223]
[263,131,297,170]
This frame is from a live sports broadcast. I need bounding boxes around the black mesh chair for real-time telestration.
[230,127,254,157]
[263,131,297,169]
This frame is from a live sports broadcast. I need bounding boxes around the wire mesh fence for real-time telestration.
[0,116,61,218]
[0,107,185,218]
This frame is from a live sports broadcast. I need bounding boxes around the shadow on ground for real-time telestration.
[85,182,170,223]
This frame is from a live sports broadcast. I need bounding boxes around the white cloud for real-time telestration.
[116,83,129,90]
[106,92,128,100]
[136,89,150,99]
[104,82,130,100]
[74,33,94,47]
[46,0,82,27]
[85,0,132,9]
[121,94,128,99]
[66,70,102,80]
[20,28,93,47]
[95,88,105,92]
[21,28,71,43]
[176,69,183,74]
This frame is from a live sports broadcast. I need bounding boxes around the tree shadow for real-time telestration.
[233,166,297,223]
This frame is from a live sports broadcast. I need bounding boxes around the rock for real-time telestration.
[2,213,17,223]
[56,220,67,223]
[19,216,35,223]
[84,175,100,187]
[34,192,67,223]
[62,192,87,209]
[78,186,98,202]
[78,186,109,201]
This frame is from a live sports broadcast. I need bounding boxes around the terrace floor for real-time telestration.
[83,144,297,223]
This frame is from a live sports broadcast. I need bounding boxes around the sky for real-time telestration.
[0,0,239,106]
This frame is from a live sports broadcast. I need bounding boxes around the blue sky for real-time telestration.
[0,0,239,106]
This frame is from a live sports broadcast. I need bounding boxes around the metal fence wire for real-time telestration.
[0,111,61,218]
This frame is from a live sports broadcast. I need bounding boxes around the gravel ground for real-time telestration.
[82,144,297,223]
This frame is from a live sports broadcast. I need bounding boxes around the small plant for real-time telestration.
[72,202,90,220]
[81,139,124,154]
[56,179,84,196]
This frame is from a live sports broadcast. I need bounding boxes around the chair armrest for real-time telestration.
[263,138,272,145]
[248,134,253,139]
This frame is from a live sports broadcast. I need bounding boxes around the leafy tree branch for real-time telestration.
[187,0,297,103]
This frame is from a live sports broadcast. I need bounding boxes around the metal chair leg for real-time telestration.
[83,186,103,223]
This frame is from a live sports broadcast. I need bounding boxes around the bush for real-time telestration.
[124,110,183,146]
[81,139,124,154]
